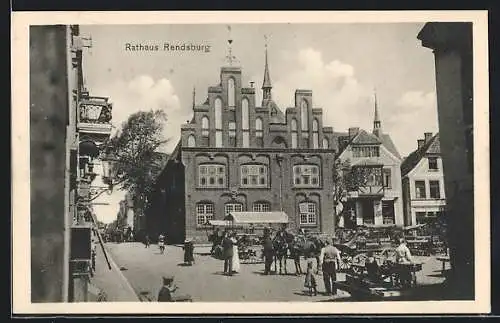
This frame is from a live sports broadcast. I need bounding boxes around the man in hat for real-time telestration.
[157,275,192,302]
[262,228,274,275]
[222,231,234,275]
[183,238,195,265]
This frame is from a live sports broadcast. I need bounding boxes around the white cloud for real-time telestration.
[271,48,373,132]
[95,75,190,154]
[389,91,439,157]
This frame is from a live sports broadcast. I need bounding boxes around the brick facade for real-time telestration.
[147,52,338,244]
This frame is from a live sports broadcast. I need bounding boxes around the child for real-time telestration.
[304,260,318,296]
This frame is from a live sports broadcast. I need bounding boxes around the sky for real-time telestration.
[80,23,439,223]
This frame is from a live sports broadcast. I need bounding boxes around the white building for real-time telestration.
[401,132,446,226]
[336,98,404,227]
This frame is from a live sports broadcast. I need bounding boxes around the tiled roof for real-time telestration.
[351,130,382,145]
[335,130,401,160]
[401,133,440,176]
[380,134,402,159]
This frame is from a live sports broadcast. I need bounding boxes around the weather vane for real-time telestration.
[225,25,237,66]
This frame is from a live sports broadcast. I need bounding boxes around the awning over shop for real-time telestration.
[224,211,289,224]
[207,220,233,227]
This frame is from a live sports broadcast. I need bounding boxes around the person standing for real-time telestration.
[319,238,342,296]
[158,233,166,254]
[395,237,413,287]
[231,232,240,274]
[222,232,234,276]
[183,238,195,266]
[145,234,151,248]
[262,228,274,275]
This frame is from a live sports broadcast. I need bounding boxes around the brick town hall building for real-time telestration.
[146,45,344,243]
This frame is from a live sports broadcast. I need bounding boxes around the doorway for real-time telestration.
[361,200,374,225]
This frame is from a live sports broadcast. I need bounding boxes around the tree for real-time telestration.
[332,159,372,227]
[106,110,168,216]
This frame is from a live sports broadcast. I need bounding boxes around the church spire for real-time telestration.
[262,35,272,105]
[373,89,382,137]
[192,86,196,110]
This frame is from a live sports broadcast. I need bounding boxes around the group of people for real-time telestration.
[303,237,342,296]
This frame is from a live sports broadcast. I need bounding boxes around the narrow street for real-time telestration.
[103,242,447,302]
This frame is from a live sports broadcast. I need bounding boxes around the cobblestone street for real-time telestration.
[103,242,447,302]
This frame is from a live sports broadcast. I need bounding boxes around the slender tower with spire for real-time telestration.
[373,89,382,137]
[262,35,272,107]
[192,86,196,110]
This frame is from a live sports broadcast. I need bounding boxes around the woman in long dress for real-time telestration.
[231,233,240,273]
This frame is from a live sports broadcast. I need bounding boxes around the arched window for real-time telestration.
[187,134,196,147]
[322,138,329,149]
[301,99,309,131]
[299,201,317,225]
[253,201,270,212]
[201,116,209,146]
[198,164,226,188]
[255,117,263,147]
[293,164,320,187]
[215,98,222,147]
[291,118,298,148]
[227,78,236,108]
[242,98,250,147]
[196,202,214,226]
[241,164,268,187]
[225,202,244,217]
[312,119,319,149]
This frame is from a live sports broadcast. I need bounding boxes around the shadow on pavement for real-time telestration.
[177,263,194,267]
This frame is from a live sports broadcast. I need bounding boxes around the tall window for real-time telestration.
[415,180,426,199]
[301,100,308,131]
[241,164,268,187]
[227,78,235,108]
[187,134,196,147]
[253,201,270,212]
[416,212,426,224]
[352,146,380,158]
[196,203,214,226]
[229,121,236,147]
[312,119,319,148]
[215,98,223,147]
[383,169,392,188]
[302,132,309,148]
[242,98,250,148]
[201,116,209,146]
[291,118,298,148]
[255,117,263,147]
[322,138,329,149]
[293,165,320,187]
[382,201,395,225]
[429,180,441,198]
[199,164,226,188]
[225,203,243,217]
[299,202,316,225]
[428,157,438,171]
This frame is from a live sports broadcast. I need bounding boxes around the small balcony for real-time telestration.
[347,185,385,198]
[77,96,113,144]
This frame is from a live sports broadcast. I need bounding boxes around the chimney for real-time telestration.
[348,127,360,138]
[424,132,433,143]
[417,139,425,149]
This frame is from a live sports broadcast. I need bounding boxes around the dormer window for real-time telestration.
[352,146,380,158]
